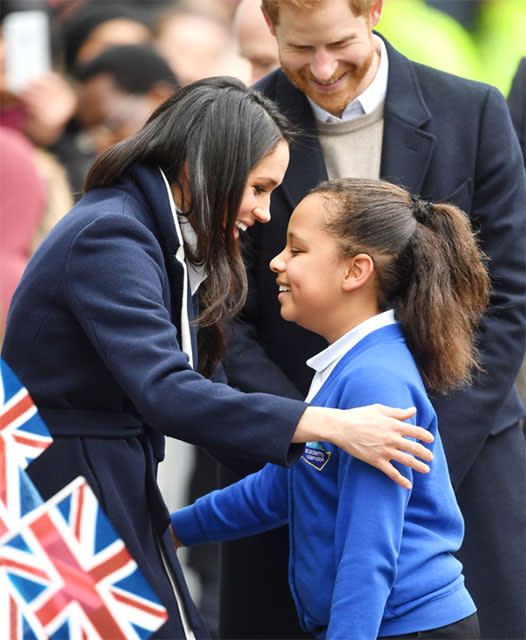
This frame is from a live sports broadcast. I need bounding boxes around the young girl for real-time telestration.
[171,178,490,639]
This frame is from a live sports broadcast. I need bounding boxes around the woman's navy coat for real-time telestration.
[2,163,306,639]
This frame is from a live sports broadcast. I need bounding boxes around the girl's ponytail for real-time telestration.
[395,198,490,392]
[313,178,490,393]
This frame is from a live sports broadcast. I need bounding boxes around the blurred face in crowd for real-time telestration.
[76,73,168,153]
[75,19,152,67]
[155,13,231,86]
[264,0,382,117]
[234,0,279,84]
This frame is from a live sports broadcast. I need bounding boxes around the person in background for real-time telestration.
[173,177,489,639]
[0,6,74,257]
[2,76,434,640]
[1,2,155,198]
[0,127,47,341]
[153,5,250,87]
[61,2,153,74]
[233,0,279,84]
[222,2,526,639]
[74,43,179,155]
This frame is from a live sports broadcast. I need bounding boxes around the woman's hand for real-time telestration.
[293,404,434,489]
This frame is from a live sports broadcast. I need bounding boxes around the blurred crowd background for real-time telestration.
[1,0,525,338]
[1,0,525,636]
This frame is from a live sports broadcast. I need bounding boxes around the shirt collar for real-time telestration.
[307,35,388,124]
[159,168,207,295]
[307,309,397,374]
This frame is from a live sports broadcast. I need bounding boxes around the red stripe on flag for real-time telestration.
[0,393,34,430]
[111,588,168,620]
[31,512,129,639]
[90,546,131,583]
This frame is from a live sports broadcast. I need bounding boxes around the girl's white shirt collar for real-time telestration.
[305,309,396,402]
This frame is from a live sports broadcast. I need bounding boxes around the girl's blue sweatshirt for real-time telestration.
[171,324,476,638]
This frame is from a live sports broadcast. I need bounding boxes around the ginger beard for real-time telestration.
[281,42,376,118]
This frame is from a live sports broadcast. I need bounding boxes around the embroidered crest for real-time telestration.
[301,442,331,471]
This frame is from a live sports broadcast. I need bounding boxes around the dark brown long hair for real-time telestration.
[311,178,490,393]
[84,76,295,376]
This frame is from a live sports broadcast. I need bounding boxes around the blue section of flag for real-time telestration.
[56,491,72,524]
[22,614,42,640]
[50,619,70,639]
[94,501,118,554]
[8,571,48,603]
[7,531,33,554]
[132,622,154,640]
[19,468,43,517]
[114,566,159,602]
[1,358,21,403]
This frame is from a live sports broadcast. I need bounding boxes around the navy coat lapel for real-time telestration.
[380,38,435,195]
[125,164,198,366]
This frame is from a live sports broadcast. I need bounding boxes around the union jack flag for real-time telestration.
[1,358,52,537]
[0,476,168,639]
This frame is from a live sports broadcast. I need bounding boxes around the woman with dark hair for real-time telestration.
[2,78,433,639]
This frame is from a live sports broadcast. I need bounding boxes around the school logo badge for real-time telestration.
[301,442,331,471]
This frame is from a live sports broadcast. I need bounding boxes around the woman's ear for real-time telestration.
[342,253,375,292]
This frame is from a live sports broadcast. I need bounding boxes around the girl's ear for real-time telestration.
[342,253,375,292]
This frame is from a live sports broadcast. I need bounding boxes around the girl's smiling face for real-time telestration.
[270,192,351,342]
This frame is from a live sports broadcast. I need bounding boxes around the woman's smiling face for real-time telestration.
[234,138,290,239]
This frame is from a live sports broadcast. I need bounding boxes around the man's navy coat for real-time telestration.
[223,37,526,639]
[2,163,307,639]
[508,57,526,165]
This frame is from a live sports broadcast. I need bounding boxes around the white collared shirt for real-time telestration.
[159,170,207,296]
[175,217,207,296]
[305,309,396,402]
[307,35,389,124]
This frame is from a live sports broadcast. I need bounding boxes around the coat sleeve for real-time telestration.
[170,463,289,545]
[65,212,306,467]
[431,86,526,488]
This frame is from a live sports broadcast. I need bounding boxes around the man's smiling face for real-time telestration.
[268,0,381,118]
